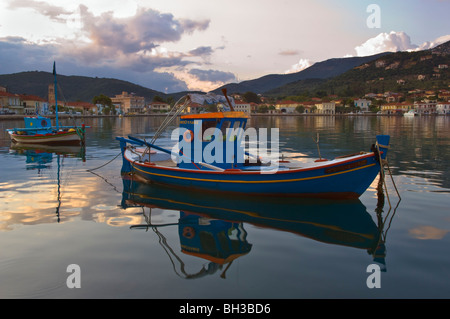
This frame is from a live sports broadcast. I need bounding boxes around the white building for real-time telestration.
[436,102,450,115]
[315,101,335,114]
[234,101,251,114]
[414,100,437,114]
[149,101,170,112]
[354,99,371,112]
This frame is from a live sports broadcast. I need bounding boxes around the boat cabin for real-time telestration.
[178,111,248,170]
[21,116,52,135]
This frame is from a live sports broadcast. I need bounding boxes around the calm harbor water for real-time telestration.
[0,115,449,299]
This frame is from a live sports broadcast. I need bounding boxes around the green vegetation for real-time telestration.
[266,43,449,100]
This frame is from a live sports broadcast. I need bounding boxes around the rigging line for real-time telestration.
[151,96,189,144]
[86,151,122,172]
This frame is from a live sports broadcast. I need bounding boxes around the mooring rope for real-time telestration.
[86,151,122,172]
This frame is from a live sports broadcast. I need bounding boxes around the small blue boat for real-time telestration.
[6,62,87,146]
[7,115,85,145]
[117,93,390,199]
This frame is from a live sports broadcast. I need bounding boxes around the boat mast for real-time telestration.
[53,61,59,130]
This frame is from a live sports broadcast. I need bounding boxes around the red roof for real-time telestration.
[19,94,47,102]
[0,91,17,97]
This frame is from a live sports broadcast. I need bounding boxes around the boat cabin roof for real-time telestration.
[180,111,248,120]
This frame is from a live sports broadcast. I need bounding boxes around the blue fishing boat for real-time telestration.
[117,92,390,199]
[6,62,87,146]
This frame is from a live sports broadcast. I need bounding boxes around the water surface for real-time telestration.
[0,115,449,299]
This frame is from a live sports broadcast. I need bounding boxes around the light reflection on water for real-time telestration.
[0,115,449,298]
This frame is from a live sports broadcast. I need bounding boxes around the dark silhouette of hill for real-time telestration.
[212,52,390,94]
[0,71,168,102]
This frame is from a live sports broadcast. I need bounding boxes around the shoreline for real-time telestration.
[0,112,444,121]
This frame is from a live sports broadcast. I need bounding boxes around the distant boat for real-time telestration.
[116,91,391,199]
[404,110,417,117]
[6,62,87,146]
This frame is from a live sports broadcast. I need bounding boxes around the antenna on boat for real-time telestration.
[221,88,234,111]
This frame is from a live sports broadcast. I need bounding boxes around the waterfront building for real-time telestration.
[66,101,97,115]
[275,100,300,114]
[111,91,145,114]
[436,102,450,114]
[149,101,170,113]
[315,101,335,114]
[0,91,23,114]
[234,101,251,114]
[414,100,437,114]
[185,102,205,113]
[381,102,413,114]
[354,99,371,112]
[19,94,49,115]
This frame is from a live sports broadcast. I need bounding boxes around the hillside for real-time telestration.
[269,40,450,98]
[0,71,168,102]
[212,52,390,94]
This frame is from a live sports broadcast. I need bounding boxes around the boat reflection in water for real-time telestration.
[9,143,86,222]
[121,175,396,279]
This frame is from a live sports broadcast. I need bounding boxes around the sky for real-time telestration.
[0,0,449,94]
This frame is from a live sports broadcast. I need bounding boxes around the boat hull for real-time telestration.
[9,130,81,145]
[121,149,381,199]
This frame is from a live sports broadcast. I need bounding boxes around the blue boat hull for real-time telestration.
[117,135,389,199]
[122,153,382,200]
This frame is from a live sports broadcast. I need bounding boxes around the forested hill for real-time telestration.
[212,52,390,94]
[267,40,450,98]
[0,71,168,102]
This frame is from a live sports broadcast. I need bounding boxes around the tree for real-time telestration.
[92,94,113,114]
[243,92,261,104]
[295,105,305,113]
[153,95,165,103]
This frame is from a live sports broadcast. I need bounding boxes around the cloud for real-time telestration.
[285,58,313,74]
[7,0,72,22]
[354,31,417,56]
[188,46,214,57]
[78,5,209,55]
[188,69,236,83]
[417,34,450,50]
[353,31,450,57]
[279,50,300,56]
[0,5,224,93]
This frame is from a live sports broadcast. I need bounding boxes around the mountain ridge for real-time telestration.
[0,71,170,102]
[0,41,448,103]
[268,40,450,98]
[211,52,391,94]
